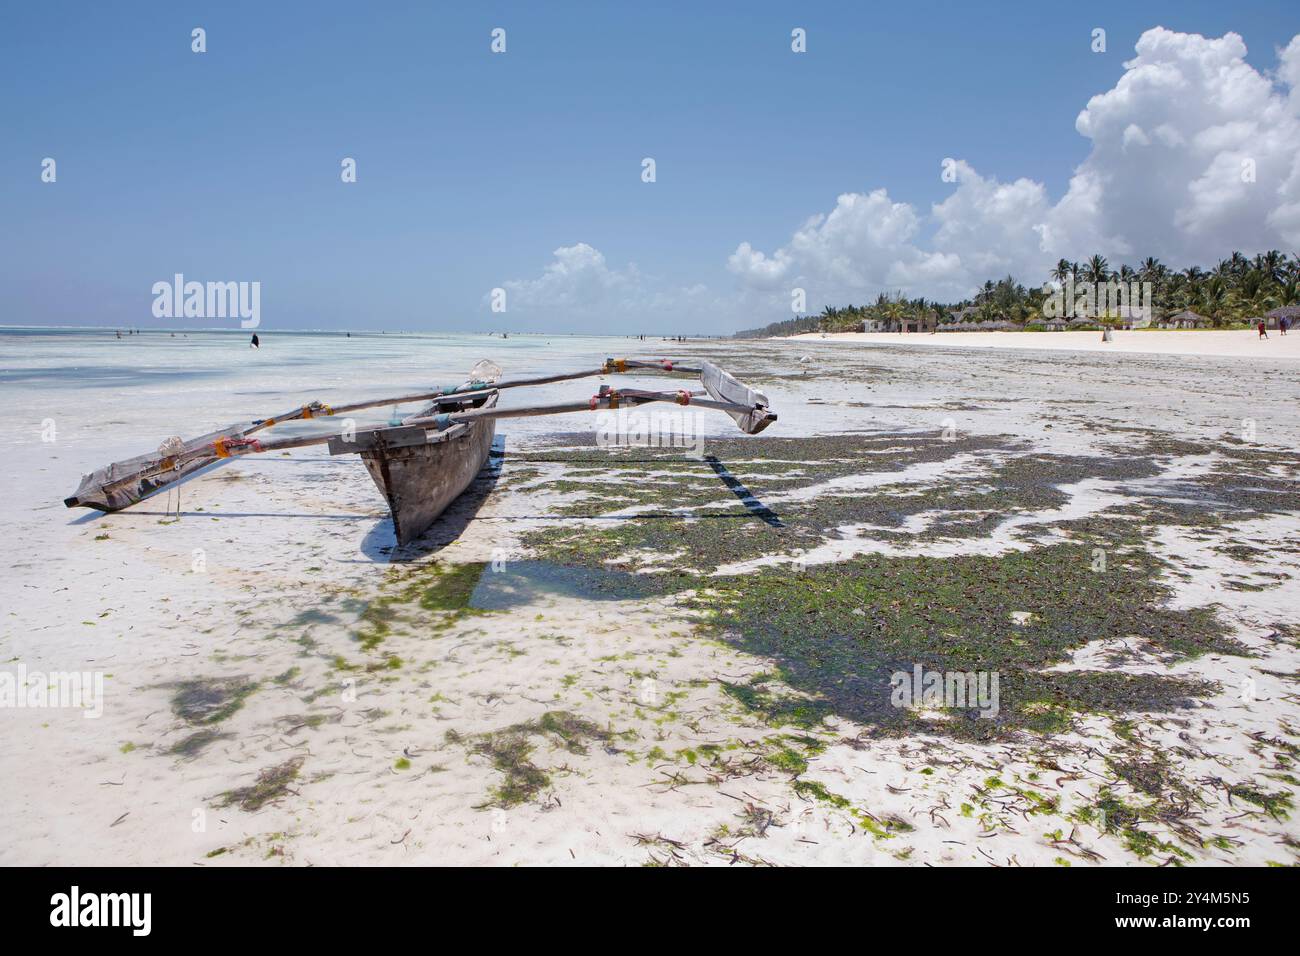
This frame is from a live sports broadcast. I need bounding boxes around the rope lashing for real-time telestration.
[660,360,674,372]
[675,390,690,405]
[213,436,264,458]
[604,357,628,373]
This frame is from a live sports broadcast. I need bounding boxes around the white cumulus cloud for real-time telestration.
[493,243,722,329]
[728,27,1300,312]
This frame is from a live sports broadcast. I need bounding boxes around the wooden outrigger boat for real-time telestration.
[65,357,776,545]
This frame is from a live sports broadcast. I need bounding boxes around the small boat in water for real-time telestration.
[65,357,776,545]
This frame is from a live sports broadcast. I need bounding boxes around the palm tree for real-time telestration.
[881,296,908,331]
[1051,259,1073,286]
[1257,249,1285,283]
[1084,254,1110,285]
[1200,276,1229,326]
[1278,278,1300,307]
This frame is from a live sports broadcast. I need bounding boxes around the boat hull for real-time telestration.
[357,397,498,545]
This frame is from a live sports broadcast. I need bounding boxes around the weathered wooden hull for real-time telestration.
[355,395,498,545]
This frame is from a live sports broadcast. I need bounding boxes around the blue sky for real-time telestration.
[3,1,1299,332]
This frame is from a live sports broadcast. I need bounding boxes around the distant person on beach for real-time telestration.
[1281,317,1290,336]
[250,333,260,348]
[1258,321,1268,339]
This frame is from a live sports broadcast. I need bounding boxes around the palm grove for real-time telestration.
[736,251,1300,337]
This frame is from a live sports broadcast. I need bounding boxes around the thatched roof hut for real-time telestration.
[1265,305,1300,328]
[939,318,1022,332]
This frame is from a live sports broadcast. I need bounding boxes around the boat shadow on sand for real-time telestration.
[368,441,784,563]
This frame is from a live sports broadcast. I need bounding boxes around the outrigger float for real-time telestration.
[65,358,776,545]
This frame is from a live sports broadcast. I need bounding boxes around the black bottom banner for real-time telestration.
[0,865,1279,938]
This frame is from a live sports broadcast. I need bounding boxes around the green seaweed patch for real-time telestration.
[792,779,851,809]
[167,677,259,725]
[351,561,499,651]
[1073,789,1194,863]
[519,442,1175,576]
[690,541,1235,740]
[452,710,615,808]
[220,756,304,812]
[167,728,234,758]
[721,675,833,730]
[1225,782,1293,820]
[286,608,339,627]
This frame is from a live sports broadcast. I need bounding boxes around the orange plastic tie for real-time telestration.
[215,437,261,458]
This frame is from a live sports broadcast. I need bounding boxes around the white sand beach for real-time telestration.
[2,331,1298,866]
[790,328,1300,359]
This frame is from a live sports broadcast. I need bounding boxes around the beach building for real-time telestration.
[1265,305,1300,329]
